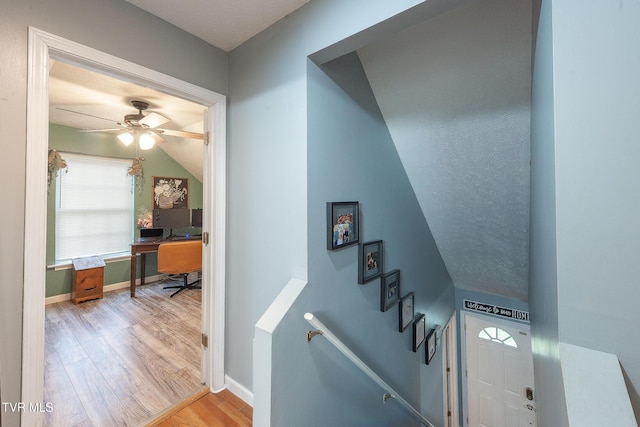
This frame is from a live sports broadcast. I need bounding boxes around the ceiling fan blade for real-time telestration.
[55,107,119,124]
[149,130,166,143]
[158,129,204,140]
[139,112,169,128]
[78,128,123,133]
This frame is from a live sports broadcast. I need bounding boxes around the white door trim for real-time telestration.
[23,27,227,425]
[442,313,459,427]
[460,310,532,427]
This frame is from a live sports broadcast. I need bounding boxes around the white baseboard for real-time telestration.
[225,374,254,407]
[45,274,165,305]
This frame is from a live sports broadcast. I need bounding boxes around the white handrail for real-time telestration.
[304,312,435,427]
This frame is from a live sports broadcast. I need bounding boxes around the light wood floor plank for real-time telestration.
[44,349,89,427]
[44,280,205,426]
[63,356,125,427]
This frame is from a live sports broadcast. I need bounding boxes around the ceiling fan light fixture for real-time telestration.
[117,131,134,146]
[139,132,155,150]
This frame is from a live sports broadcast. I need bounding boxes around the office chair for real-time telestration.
[157,240,202,297]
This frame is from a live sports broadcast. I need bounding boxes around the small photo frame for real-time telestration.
[398,293,415,332]
[425,328,437,365]
[358,240,383,284]
[413,313,426,352]
[380,269,400,312]
[326,202,360,251]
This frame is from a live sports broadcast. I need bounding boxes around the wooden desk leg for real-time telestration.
[140,253,147,287]
[130,254,137,297]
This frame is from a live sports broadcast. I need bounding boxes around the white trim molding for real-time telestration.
[23,27,227,426]
[224,375,254,407]
[253,278,307,427]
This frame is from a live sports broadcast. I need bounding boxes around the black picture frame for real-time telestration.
[398,292,415,332]
[380,269,400,312]
[425,328,437,365]
[358,240,383,284]
[413,313,426,352]
[326,201,360,251]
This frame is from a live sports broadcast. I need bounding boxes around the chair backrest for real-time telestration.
[157,240,202,275]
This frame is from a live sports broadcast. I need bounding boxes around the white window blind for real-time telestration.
[55,153,133,262]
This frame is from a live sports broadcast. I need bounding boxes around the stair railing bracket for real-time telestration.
[307,329,323,342]
[383,393,396,403]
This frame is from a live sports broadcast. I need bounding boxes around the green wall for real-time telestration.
[46,124,203,297]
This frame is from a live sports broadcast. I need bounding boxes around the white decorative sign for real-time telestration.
[463,299,529,323]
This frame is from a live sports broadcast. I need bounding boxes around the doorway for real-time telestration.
[23,27,227,426]
[462,312,536,427]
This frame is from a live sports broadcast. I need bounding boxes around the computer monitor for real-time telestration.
[191,209,202,227]
[152,209,191,229]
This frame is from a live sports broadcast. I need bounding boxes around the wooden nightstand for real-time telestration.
[71,256,105,304]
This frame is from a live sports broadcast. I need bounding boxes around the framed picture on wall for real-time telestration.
[413,313,426,352]
[358,240,383,284]
[425,328,437,365]
[152,176,189,210]
[380,269,400,312]
[398,292,414,332]
[326,201,359,250]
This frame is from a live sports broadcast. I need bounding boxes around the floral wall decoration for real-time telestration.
[47,148,67,192]
[152,176,189,210]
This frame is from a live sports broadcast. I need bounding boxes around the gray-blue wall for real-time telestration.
[529,0,568,425]
[530,0,640,422]
[265,51,453,426]
[227,0,439,393]
[551,0,640,414]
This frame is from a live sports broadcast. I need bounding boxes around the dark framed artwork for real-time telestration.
[398,292,415,333]
[425,328,437,365]
[326,201,359,250]
[380,269,400,312]
[152,176,189,210]
[413,313,426,352]
[358,240,383,284]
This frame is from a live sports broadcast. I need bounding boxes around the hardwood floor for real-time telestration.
[44,279,206,426]
[148,389,252,427]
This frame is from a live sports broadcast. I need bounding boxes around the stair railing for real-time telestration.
[304,312,435,427]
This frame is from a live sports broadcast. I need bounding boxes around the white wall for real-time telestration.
[0,2,227,424]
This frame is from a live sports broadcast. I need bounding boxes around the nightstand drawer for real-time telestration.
[71,266,104,304]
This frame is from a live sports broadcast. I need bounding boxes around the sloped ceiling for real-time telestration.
[358,0,532,300]
[49,61,207,181]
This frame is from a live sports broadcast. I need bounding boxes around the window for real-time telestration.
[478,326,518,348]
[55,153,133,262]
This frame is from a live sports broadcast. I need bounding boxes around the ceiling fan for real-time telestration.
[62,99,203,149]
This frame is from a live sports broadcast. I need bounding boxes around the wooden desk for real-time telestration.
[130,237,201,297]
[130,239,161,297]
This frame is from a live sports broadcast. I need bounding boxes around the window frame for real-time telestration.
[54,152,134,263]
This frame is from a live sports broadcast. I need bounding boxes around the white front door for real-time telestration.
[464,313,536,427]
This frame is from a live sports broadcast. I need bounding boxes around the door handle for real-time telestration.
[525,404,535,411]
[525,386,534,401]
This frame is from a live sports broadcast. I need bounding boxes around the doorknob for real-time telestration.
[525,404,535,411]
[525,387,534,401]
